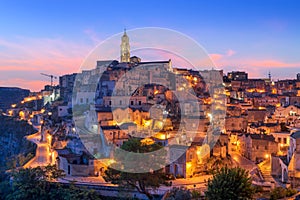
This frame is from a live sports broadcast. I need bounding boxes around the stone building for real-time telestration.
[225,116,247,133]
[287,131,300,178]
[247,109,267,123]
[239,134,278,163]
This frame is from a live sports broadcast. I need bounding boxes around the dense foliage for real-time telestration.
[165,187,192,200]
[104,138,170,199]
[205,166,254,200]
[0,165,102,200]
[270,187,297,200]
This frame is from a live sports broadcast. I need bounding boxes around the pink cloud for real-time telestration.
[0,78,48,91]
[210,54,300,79]
[226,49,236,56]
[209,49,235,64]
[0,36,94,91]
[246,59,300,68]
[209,53,223,61]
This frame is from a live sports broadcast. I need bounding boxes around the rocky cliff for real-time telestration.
[0,115,37,170]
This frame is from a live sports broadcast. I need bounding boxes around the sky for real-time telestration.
[0,0,299,91]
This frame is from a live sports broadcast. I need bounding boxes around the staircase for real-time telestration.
[258,160,277,186]
[260,168,274,183]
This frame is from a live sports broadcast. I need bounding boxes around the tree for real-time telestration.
[3,164,102,200]
[205,166,254,200]
[165,187,192,200]
[104,138,170,199]
[205,156,234,174]
[270,187,297,200]
[6,164,65,200]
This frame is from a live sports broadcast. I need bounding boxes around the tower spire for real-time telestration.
[120,29,130,62]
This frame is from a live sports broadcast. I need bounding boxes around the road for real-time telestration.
[24,132,53,168]
[59,173,211,195]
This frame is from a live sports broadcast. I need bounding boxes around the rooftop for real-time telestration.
[247,134,276,142]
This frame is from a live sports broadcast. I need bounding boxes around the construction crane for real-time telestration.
[40,73,57,86]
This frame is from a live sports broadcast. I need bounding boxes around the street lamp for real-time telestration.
[265,154,269,159]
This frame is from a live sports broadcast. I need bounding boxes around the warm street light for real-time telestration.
[8,110,13,116]
[280,143,284,147]
[265,154,269,159]
[207,113,212,121]
[107,159,116,166]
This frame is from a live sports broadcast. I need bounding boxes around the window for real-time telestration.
[109,101,112,105]
[131,101,134,105]
[139,101,142,105]
[120,100,122,105]
[265,146,268,150]
[278,138,282,143]
[283,138,287,144]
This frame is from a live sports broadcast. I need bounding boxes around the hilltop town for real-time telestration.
[2,31,300,199]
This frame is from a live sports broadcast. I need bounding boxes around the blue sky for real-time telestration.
[0,0,299,91]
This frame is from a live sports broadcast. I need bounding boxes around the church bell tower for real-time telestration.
[120,29,130,62]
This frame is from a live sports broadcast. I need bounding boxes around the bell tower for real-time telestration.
[120,29,130,62]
